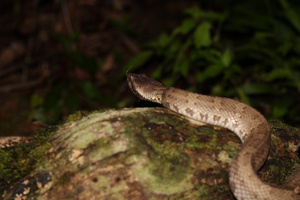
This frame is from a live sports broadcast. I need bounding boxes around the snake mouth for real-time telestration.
[126,73,145,100]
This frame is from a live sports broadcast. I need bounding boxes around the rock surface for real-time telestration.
[1,108,299,199]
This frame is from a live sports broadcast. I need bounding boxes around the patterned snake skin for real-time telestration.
[127,73,300,200]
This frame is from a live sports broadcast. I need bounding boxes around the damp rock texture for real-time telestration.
[2,108,299,200]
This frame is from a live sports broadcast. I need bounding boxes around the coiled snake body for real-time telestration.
[127,73,300,200]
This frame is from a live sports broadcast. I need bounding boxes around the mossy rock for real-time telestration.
[1,108,299,199]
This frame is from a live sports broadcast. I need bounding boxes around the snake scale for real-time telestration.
[126,73,300,200]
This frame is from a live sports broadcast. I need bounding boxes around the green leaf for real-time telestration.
[184,7,202,19]
[185,7,225,21]
[174,19,196,35]
[162,78,175,87]
[240,83,275,95]
[194,22,212,48]
[158,32,172,47]
[151,67,163,79]
[279,0,300,33]
[221,48,232,67]
[236,87,250,104]
[196,49,222,64]
[174,59,190,77]
[196,64,223,82]
[261,67,291,81]
[272,105,287,118]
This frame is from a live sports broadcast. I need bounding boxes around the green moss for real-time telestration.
[132,154,192,195]
[222,142,239,158]
[146,139,184,161]
[65,110,91,122]
[195,185,211,198]
[185,140,209,149]
[120,110,194,195]
[0,126,55,193]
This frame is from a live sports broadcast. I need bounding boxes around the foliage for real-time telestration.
[28,13,140,124]
[29,32,119,124]
[125,0,300,125]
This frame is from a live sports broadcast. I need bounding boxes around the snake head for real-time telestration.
[126,73,165,104]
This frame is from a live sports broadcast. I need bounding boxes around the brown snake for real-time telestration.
[127,73,300,200]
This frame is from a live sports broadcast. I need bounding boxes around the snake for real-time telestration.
[126,73,300,200]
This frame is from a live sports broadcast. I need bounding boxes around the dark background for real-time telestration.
[1,0,300,137]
